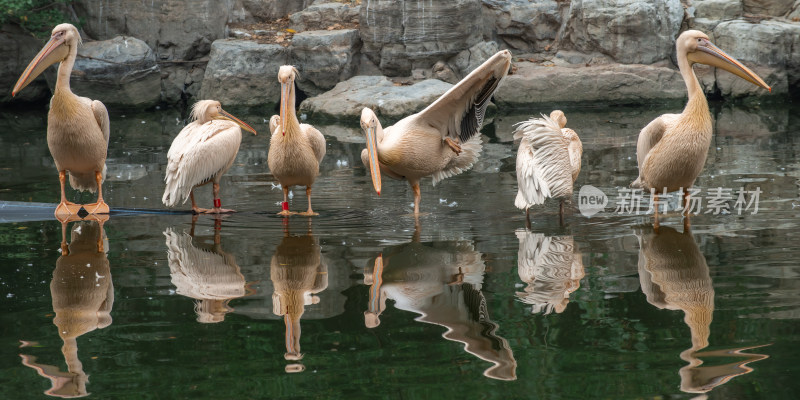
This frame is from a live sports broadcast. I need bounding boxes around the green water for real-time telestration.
[1,102,798,399]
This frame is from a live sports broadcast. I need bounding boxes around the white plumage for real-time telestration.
[513,110,582,217]
[515,230,584,315]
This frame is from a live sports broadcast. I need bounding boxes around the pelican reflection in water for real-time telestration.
[515,230,584,315]
[164,217,247,323]
[20,219,113,398]
[270,222,327,372]
[636,225,769,394]
[363,225,517,381]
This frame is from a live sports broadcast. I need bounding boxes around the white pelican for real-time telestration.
[513,110,582,222]
[162,100,257,214]
[631,30,770,228]
[20,220,112,398]
[359,50,512,215]
[514,230,584,315]
[270,225,327,368]
[12,23,110,217]
[268,66,326,216]
[164,220,246,323]
[363,226,517,381]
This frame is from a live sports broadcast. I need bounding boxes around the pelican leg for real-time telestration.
[653,194,660,232]
[444,137,462,155]
[298,187,319,216]
[190,191,210,214]
[559,199,565,226]
[59,218,69,256]
[278,185,292,216]
[525,208,531,230]
[284,315,303,361]
[83,171,110,215]
[683,188,692,232]
[411,181,421,216]
[209,182,235,214]
[54,171,82,217]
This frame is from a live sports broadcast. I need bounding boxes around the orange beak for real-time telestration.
[13,33,68,96]
[691,38,771,92]
[280,82,290,136]
[219,109,257,135]
[364,123,382,196]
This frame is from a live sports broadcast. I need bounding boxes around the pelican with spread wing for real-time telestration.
[162,100,257,213]
[359,50,512,215]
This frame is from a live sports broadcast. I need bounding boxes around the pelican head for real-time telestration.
[190,100,257,135]
[12,23,81,96]
[679,30,770,92]
[360,107,382,196]
[278,65,299,136]
[550,110,567,129]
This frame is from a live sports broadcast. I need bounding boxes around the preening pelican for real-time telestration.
[515,230,584,315]
[162,100,257,214]
[513,110,582,221]
[20,220,112,398]
[12,23,110,217]
[268,66,326,216]
[359,50,512,215]
[631,30,770,228]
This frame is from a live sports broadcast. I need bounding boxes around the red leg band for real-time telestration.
[214,198,221,208]
[282,201,289,211]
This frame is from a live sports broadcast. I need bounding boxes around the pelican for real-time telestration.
[268,66,326,216]
[635,224,770,394]
[631,30,770,228]
[513,110,582,222]
[12,23,110,217]
[162,100,257,214]
[359,50,512,215]
[514,230,584,315]
[164,218,246,323]
[20,220,112,398]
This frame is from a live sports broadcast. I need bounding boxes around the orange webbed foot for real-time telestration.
[54,201,84,217]
[83,201,110,215]
[208,208,236,214]
[297,210,318,217]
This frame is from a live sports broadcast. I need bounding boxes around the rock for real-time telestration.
[289,29,362,95]
[0,28,50,103]
[298,76,453,120]
[289,3,360,31]
[493,62,687,107]
[692,0,742,20]
[716,65,787,98]
[69,36,161,107]
[742,0,795,16]
[481,0,563,53]
[200,40,289,107]
[564,0,684,64]
[449,41,500,78]
[790,1,800,20]
[360,0,483,76]
[72,0,235,61]
[241,0,313,20]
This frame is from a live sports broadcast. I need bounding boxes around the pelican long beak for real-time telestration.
[219,109,257,135]
[12,34,69,96]
[364,124,382,196]
[280,82,290,136]
[690,39,771,92]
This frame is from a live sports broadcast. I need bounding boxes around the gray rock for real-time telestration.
[742,0,795,16]
[290,29,362,95]
[449,41,500,79]
[1,29,50,103]
[493,62,687,106]
[241,0,313,20]
[564,0,684,64]
[360,0,483,76]
[69,36,161,107]
[692,0,742,20]
[481,0,563,53]
[289,3,360,31]
[298,75,453,120]
[789,1,800,20]
[201,40,289,107]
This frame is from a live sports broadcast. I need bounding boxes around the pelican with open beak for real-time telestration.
[13,23,111,217]
[162,100,257,213]
[631,30,770,229]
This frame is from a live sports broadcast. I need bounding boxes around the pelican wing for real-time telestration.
[90,99,110,148]
[417,50,511,144]
[635,114,678,171]
[162,121,242,206]
[513,115,572,208]
[302,124,326,163]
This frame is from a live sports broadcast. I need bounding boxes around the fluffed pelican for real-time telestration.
[162,100,257,214]
[631,30,770,228]
[513,110,582,222]
[360,50,512,215]
[12,23,110,217]
[268,66,326,216]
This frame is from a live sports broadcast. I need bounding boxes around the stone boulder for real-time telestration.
[67,36,161,107]
[481,0,563,53]
[298,76,453,120]
[692,0,742,20]
[564,0,684,64]
[289,3,360,31]
[742,0,795,16]
[493,62,687,106]
[448,41,500,80]
[1,28,50,103]
[200,40,289,107]
[359,0,483,76]
[241,0,313,20]
[290,29,362,95]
